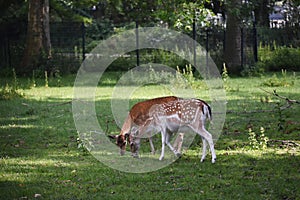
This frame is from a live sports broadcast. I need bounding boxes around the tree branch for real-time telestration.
[260,88,300,105]
[269,139,300,147]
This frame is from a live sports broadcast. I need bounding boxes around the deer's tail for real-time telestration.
[203,103,212,121]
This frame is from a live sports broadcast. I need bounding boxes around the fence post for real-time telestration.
[223,29,226,53]
[241,27,244,68]
[206,28,209,70]
[81,22,86,61]
[2,33,11,68]
[192,20,196,68]
[135,21,140,67]
[253,19,258,62]
[8,34,12,68]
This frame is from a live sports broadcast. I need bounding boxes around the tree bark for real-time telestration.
[224,0,242,75]
[43,0,51,58]
[21,0,51,73]
[254,0,270,27]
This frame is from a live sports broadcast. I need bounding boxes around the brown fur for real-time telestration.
[120,96,179,135]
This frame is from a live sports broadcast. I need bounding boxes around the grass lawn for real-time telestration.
[0,71,299,199]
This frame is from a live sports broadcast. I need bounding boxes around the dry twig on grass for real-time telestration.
[260,88,300,107]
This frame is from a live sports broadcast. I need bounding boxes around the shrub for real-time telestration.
[0,69,23,100]
[261,70,295,87]
[241,63,265,77]
[259,46,300,71]
[0,84,23,100]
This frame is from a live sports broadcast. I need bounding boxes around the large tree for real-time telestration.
[20,0,98,73]
[224,0,242,74]
[21,0,51,72]
[21,0,51,73]
[254,0,271,27]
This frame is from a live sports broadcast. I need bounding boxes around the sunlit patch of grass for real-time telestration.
[0,124,36,130]
[0,72,299,199]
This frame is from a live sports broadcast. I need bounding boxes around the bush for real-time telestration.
[241,63,265,77]
[261,70,295,87]
[0,84,23,100]
[259,46,300,71]
[0,69,23,100]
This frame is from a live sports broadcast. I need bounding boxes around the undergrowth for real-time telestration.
[0,69,23,100]
[262,70,295,87]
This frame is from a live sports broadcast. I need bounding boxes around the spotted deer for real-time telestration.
[109,96,184,156]
[131,98,216,163]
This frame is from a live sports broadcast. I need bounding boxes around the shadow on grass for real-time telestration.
[1,146,299,199]
[0,88,300,199]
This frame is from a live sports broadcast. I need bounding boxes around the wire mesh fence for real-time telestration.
[0,21,299,75]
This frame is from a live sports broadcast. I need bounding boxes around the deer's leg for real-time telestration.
[165,132,181,157]
[173,133,184,154]
[202,130,216,163]
[131,137,140,158]
[195,127,216,163]
[200,137,207,162]
[159,130,166,161]
[149,137,155,155]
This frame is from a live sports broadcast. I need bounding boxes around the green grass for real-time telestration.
[0,72,300,199]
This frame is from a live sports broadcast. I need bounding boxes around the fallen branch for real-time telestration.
[260,88,300,105]
[46,100,72,107]
[269,139,300,147]
[226,109,274,114]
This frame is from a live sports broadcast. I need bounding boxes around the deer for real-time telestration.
[109,96,184,157]
[130,98,216,163]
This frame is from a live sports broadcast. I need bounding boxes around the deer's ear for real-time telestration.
[108,135,117,139]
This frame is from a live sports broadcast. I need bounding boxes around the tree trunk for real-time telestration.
[254,0,270,27]
[224,0,242,75]
[21,0,51,73]
[43,0,51,58]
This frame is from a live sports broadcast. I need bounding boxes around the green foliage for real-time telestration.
[30,70,36,88]
[85,19,115,52]
[107,49,189,71]
[221,63,229,82]
[44,71,49,88]
[0,0,27,24]
[241,63,265,77]
[50,0,98,22]
[171,65,196,89]
[248,127,269,150]
[258,46,300,71]
[177,65,195,84]
[0,84,23,100]
[221,64,238,91]
[262,70,295,87]
[174,2,215,30]
[0,69,23,100]
[142,49,188,70]
[12,68,18,91]
[118,64,176,85]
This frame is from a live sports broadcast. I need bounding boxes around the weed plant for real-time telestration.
[262,69,295,87]
[0,69,24,100]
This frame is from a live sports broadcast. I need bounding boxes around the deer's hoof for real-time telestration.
[211,158,216,163]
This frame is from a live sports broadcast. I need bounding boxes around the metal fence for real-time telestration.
[0,21,299,74]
